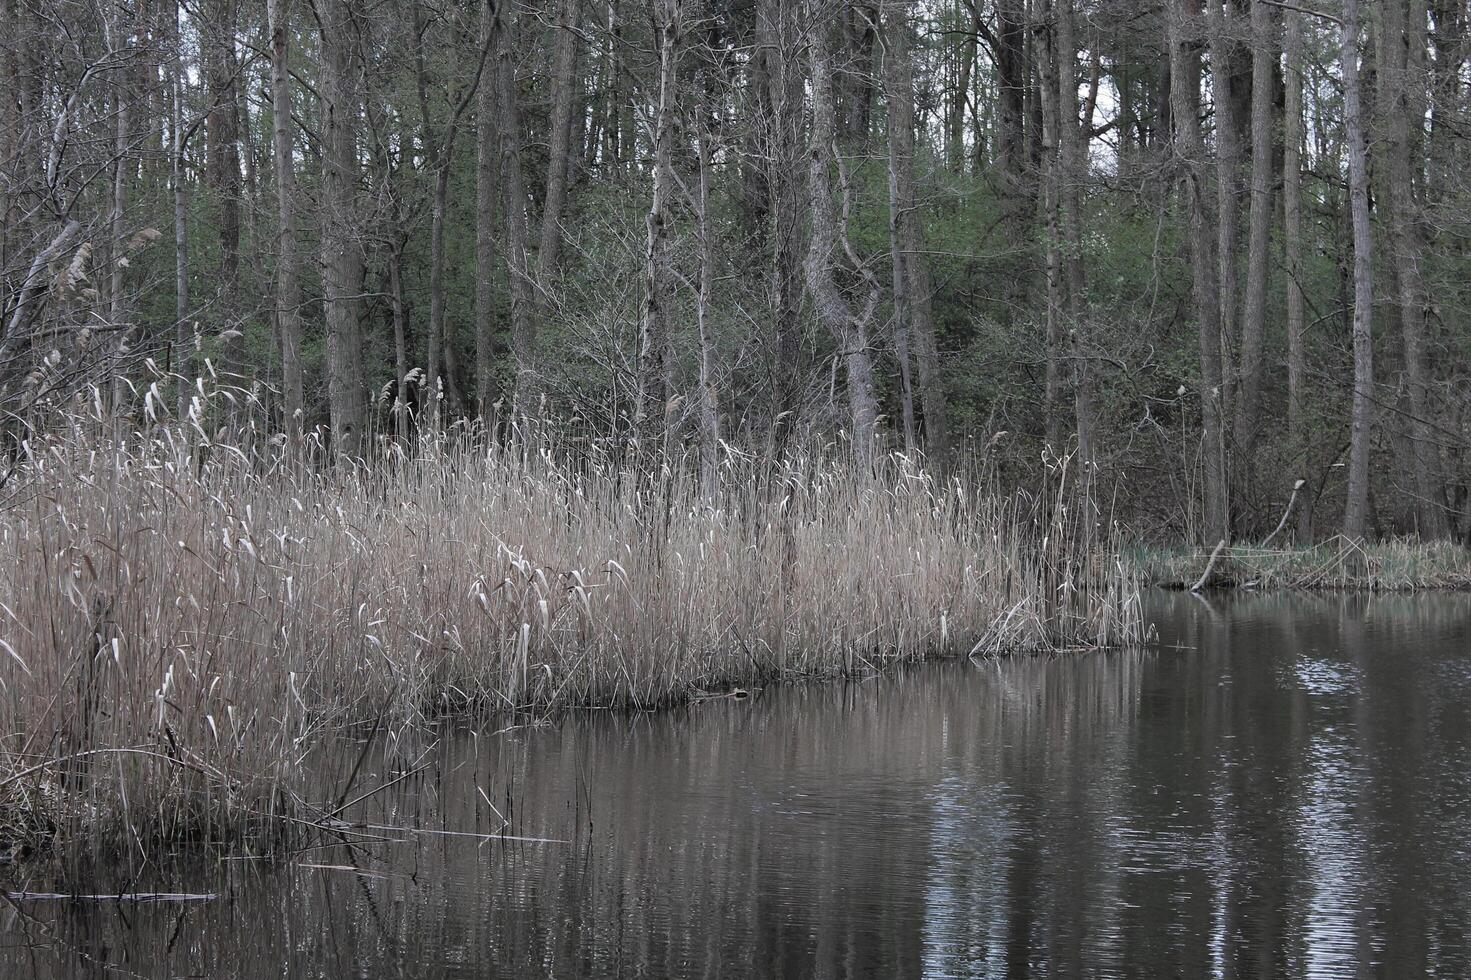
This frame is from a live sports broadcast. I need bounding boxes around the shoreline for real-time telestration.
[1131,538,1471,593]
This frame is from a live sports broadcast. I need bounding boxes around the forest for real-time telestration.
[1,0,1467,545]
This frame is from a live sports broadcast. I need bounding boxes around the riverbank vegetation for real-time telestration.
[0,390,1141,853]
[1134,538,1471,592]
[4,0,1471,548]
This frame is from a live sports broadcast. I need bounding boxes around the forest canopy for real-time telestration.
[2,0,1469,543]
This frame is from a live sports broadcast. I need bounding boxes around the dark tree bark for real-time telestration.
[269,0,303,434]
[536,0,583,285]
[1378,0,1447,536]
[317,0,367,456]
[806,1,879,463]
[204,0,242,304]
[756,0,805,435]
[496,1,537,412]
[1206,0,1240,417]
[1170,0,1229,544]
[637,0,679,441]
[1056,0,1094,470]
[884,0,945,454]
[1341,0,1375,539]
[1283,5,1310,539]
[476,0,502,415]
[1234,0,1276,467]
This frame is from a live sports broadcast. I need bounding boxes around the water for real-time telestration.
[4,592,1471,978]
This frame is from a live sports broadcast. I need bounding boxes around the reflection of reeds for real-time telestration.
[0,390,1141,852]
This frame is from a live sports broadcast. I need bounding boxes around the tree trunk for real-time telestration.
[1235,0,1275,469]
[1056,0,1094,470]
[171,0,192,418]
[694,93,720,497]
[318,0,367,456]
[475,0,502,416]
[806,2,879,464]
[995,0,1030,239]
[1033,0,1066,452]
[757,0,804,437]
[884,1,946,454]
[428,163,460,419]
[948,7,977,173]
[1341,0,1375,539]
[204,0,242,338]
[637,0,679,443]
[1169,0,1229,544]
[1283,5,1309,540]
[1378,0,1446,536]
[269,0,304,435]
[107,10,130,392]
[496,1,536,412]
[389,246,410,436]
[536,0,583,284]
[1206,0,1240,419]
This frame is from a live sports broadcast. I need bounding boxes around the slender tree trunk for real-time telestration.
[757,0,803,436]
[1283,6,1310,540]
[995,0,1030,237]
[638,0,679,442]
[948,8,977,173]
[269,0,304,435]
[1206,0,1240,418]
[1235,0,1275,469]
[389,245,410,436]
[171,0,192,417]
[536,0,583,284]
[694,97,720,497]
[1341,0,1374,539]
[1378,0,1446,536]
[806,2,879,464]
[318,0,367,456]
[884,1,945,454]
[428,163,460,418]
[496,1,536,412]
[1170,0,1229,544]
[1034,0,1066,452]
[107,17,130,392]
[1056,0,1094,471]
[204,0,241,372]
[475,0,501,416]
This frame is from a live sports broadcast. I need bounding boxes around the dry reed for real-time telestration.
[0,387,1142,853]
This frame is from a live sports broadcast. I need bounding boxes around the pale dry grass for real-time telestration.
[0,392,1142,852]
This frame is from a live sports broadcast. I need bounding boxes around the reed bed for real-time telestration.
[0,395,1141,853]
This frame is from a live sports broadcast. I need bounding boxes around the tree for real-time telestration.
[806,0,879,463]
[269,0,304,433]
[317,0,367,456]
[1170,0,1229,544]
[1341,0,1374,539]
[883,0,945,454]
[1235,0,1276,470]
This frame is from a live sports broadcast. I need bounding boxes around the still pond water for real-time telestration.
[3,592,1471,978]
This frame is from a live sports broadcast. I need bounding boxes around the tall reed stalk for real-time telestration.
[0,386,1142,852]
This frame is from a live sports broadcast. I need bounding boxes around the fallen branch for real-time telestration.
[1191,539,1228,592]
[1261,480,1306,548]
